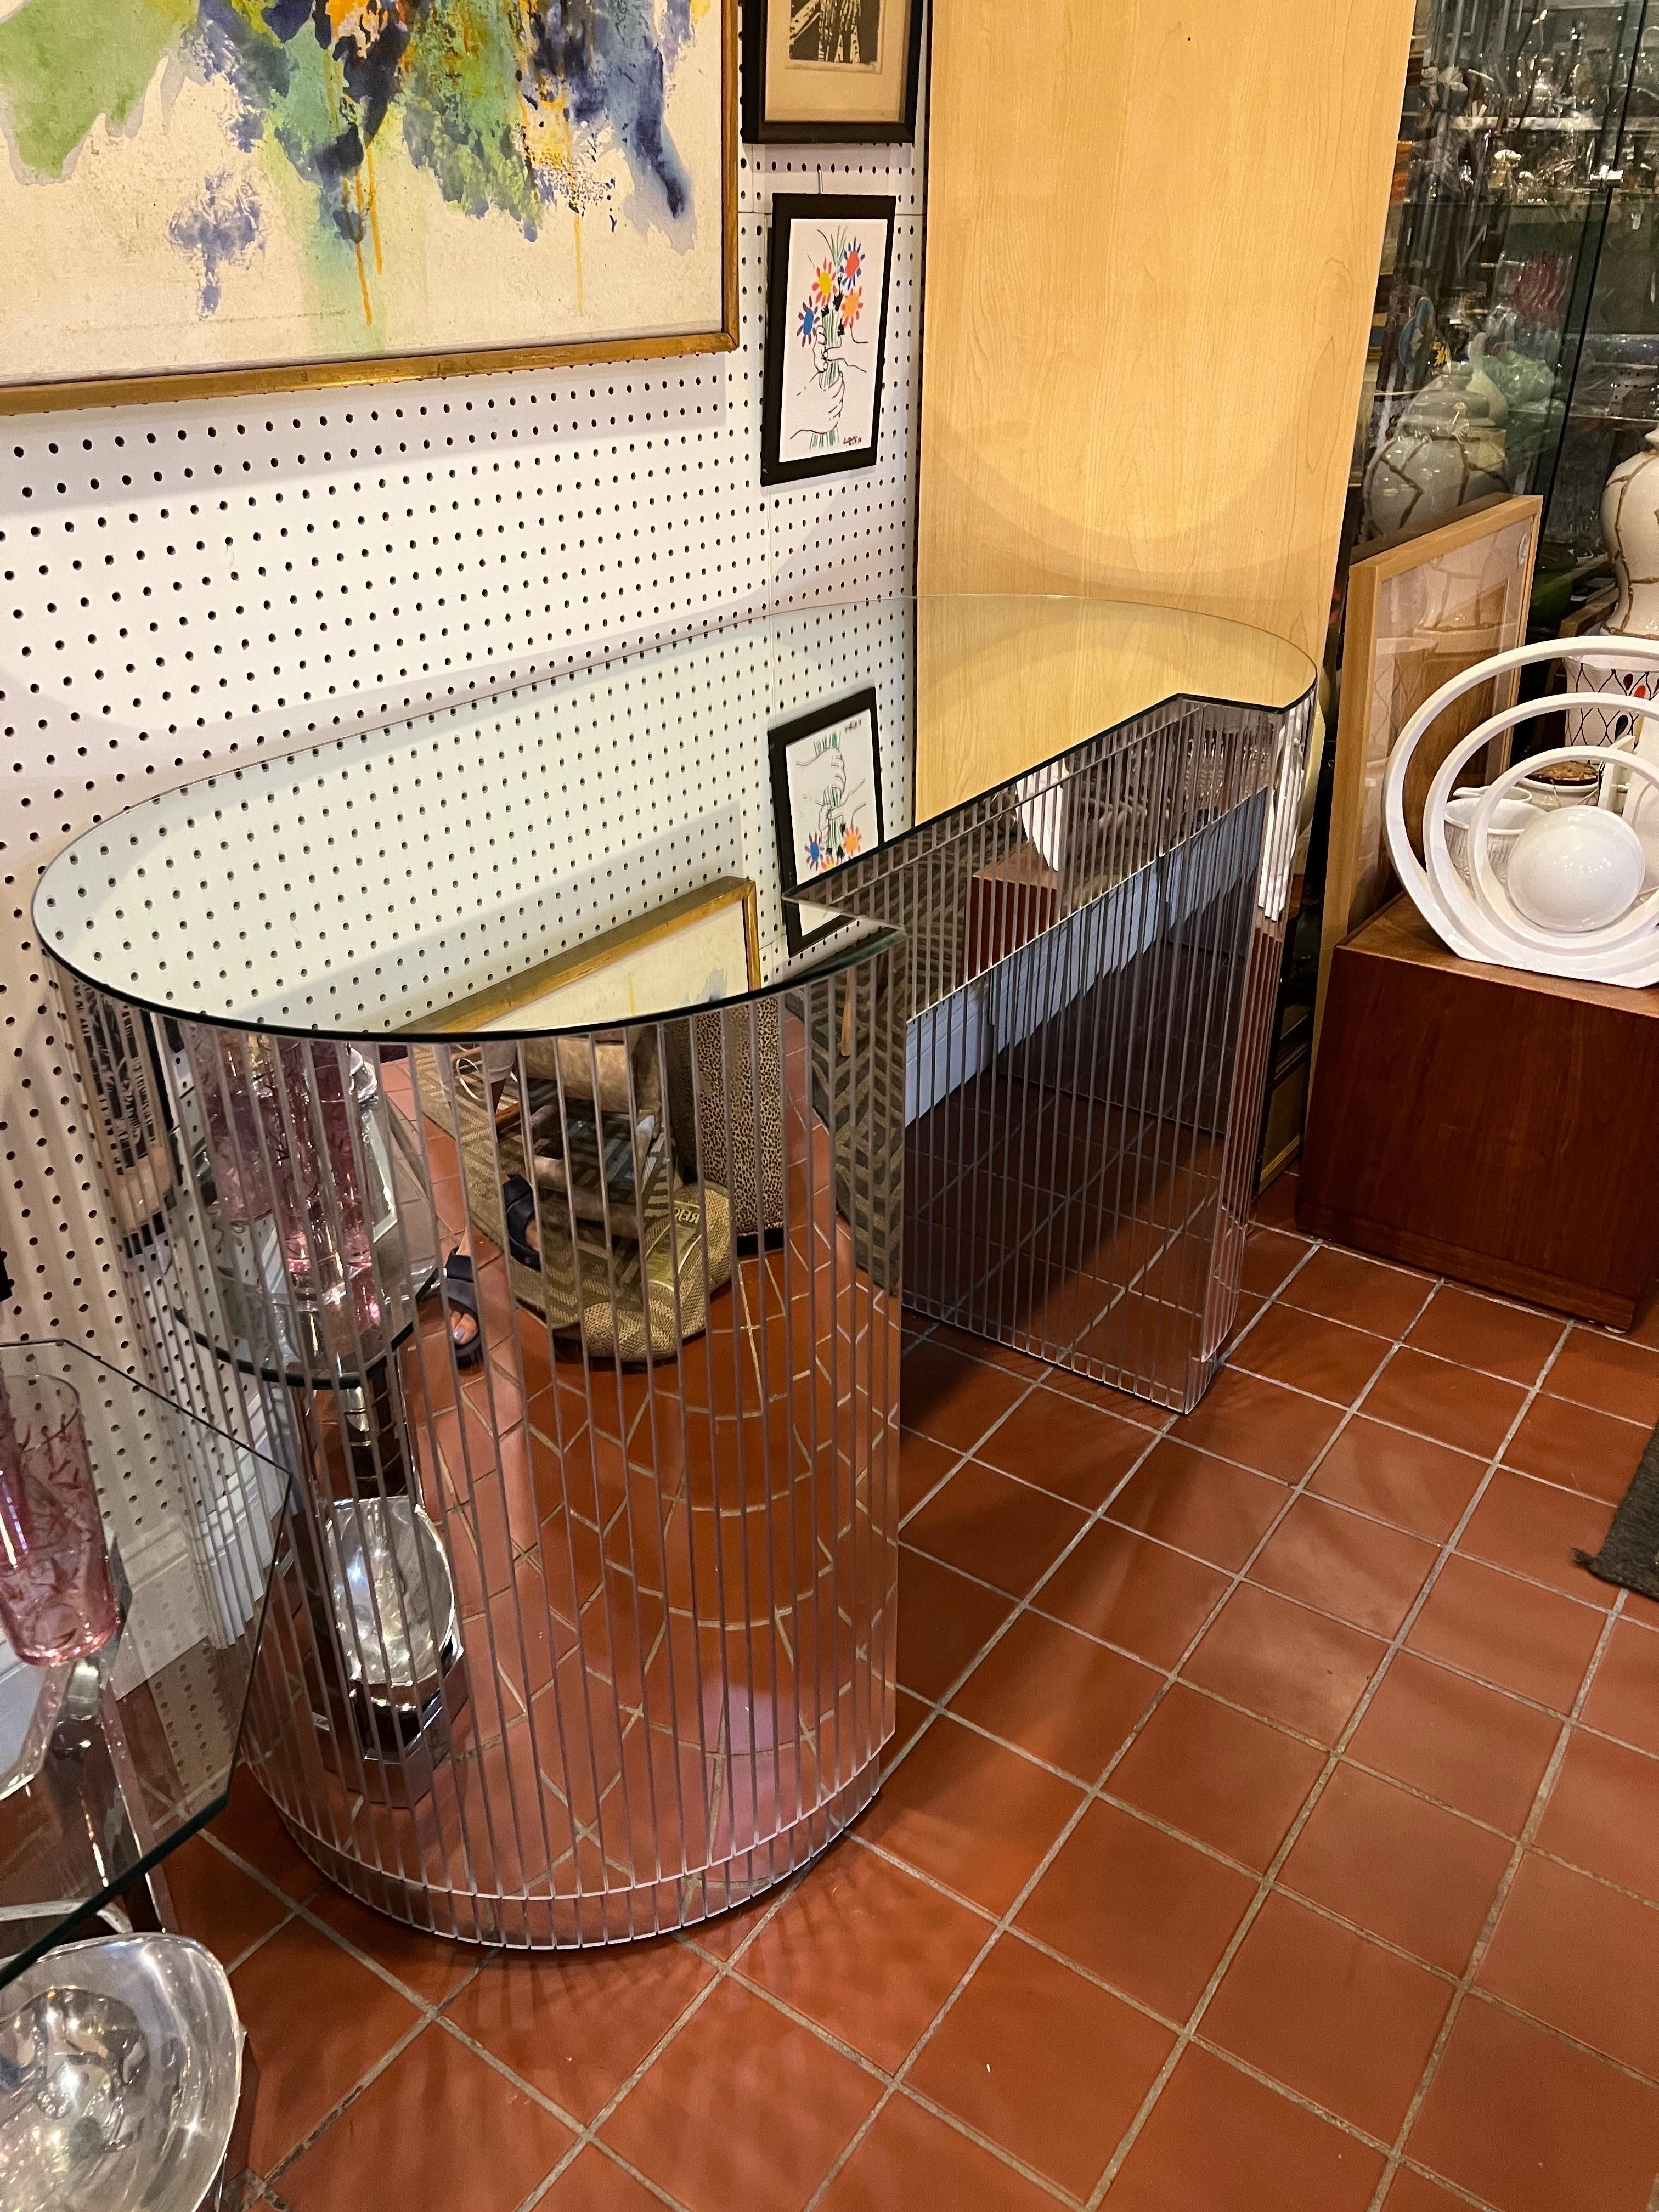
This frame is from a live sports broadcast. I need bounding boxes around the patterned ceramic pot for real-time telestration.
[1363,368,1510,539]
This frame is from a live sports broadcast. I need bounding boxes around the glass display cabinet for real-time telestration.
[1260,0,1659,1184]
[0,1343,283,1988]
[1353,0,1659,605]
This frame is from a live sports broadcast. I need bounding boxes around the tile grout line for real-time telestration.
[894,1228,1633,1778]
[1364,1588,1632,2212]
[906,1259,1643,1572]
[793,1252,1620,2204]
[865,1634,1659,2087]
[201,1217,1647,2211]
[1080,1301,1579,2204]
[792,1256,1450,2209]
[902,1510,1616,1723]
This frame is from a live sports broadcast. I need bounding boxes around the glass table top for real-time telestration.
[35,591,1317,1045]
[0,1342,285,1989]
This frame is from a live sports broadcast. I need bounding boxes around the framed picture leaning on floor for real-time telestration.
[761,194,896,486]
[769,689,884,953]
[741,0,924,142]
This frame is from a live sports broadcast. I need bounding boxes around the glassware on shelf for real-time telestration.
[1363,361,1511,537]
[0,1372,118,1668]
[187,1027,422,1373]
[1351,0,1659,568]
[0,1343,288,1990]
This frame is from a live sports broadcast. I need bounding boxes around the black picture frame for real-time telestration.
[761,194,896,488]
[769,687,885,953]
[741,0,924,143]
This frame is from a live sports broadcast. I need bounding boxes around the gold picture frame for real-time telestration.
[1316,493,1542,1047]
[407,877,762,1037]
[0,0,739,416]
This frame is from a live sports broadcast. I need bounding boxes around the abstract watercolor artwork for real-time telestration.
[741,0,919,142]
[760,193,893,486]
[768,686,883,951]
[0,0,736,410]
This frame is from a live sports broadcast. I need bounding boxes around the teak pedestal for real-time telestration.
[1298,898,1659,1328]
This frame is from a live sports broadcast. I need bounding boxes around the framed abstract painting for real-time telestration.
[0,0,738,414]
[769,687,883,952]
[760,193,894,486]
[741,0,923,142]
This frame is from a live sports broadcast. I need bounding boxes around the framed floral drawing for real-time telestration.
[761,193,894,486]
[769,689,884,952]
[0,0,738,414]
[741,0,923,143]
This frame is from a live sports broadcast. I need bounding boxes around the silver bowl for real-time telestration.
[321,1498,460,1709]
[0,1933,241,2211]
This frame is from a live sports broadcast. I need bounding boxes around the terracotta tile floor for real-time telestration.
[181,1170,1659,2212]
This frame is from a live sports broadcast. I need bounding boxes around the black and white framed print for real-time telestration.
[769,688,885,952]
[741,0,924,143]
[761,195,895,487]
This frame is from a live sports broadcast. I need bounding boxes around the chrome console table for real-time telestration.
[33,594,1313,1949]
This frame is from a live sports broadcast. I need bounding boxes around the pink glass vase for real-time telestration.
[198,1032,387,1347]
[0,1372,119,1666]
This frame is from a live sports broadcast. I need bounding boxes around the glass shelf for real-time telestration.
[0,1342,285,1989]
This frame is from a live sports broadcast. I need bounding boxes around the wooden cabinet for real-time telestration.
[1299,899,1659,1328]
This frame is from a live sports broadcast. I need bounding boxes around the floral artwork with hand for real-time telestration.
[792,230,868,454]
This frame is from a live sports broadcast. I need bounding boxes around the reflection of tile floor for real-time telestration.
[178,1167,1659,2211]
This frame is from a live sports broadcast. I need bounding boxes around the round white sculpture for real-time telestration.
[1505,807,1646,932]
[1384,635,1659,985]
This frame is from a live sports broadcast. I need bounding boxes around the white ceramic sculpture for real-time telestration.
[1602,429,1659,638]
[1384,635,1659,984]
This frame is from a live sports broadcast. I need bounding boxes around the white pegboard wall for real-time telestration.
[1,121,926,1355]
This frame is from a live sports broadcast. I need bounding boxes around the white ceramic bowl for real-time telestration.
[1442,792,1537,889]
[1506,806,1647,933]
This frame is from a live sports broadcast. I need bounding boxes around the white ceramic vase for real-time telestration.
[1601,429,1659,637]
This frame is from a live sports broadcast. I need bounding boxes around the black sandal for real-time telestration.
[441,1250,484,1369]
[502,1175,542,1273]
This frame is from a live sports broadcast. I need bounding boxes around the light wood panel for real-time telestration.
[918,0,1414,657]
[912,595,1313,823]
